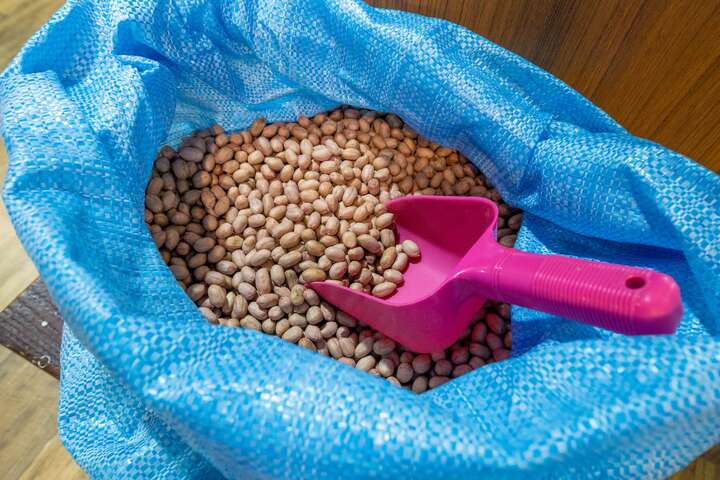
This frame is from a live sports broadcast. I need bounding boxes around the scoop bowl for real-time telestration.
[310,196,682,353]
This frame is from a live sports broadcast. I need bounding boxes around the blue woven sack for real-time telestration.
[2,0,719,478]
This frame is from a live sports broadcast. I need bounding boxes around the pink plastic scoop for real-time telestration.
[309,195,683,353]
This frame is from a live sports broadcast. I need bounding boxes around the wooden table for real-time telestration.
[0,1,717,478]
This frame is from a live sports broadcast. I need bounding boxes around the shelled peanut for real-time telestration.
[145,106,521,391]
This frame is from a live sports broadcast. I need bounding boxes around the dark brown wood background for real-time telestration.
[367,0,720,172]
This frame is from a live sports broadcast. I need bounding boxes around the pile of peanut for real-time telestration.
[145,107,521,392]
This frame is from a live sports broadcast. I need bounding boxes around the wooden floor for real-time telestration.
[0,1,86,478]
[0,346,86,479]
[0,0,58,312]
[0,1,717,479]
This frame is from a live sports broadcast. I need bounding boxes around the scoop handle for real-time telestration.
[488,247,683,335]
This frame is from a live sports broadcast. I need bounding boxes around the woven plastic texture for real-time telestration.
[2,0,720,478]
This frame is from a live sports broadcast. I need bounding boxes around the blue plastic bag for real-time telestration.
[2,0,719,478]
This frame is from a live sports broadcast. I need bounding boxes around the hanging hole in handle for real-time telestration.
[625,276,646,289]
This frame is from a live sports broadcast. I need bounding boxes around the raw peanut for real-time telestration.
[225,236,243,251]
[356,356,376,372]
[357,234,381,254]
[270,318,288,336]
[500,235,516,247]
[412,354,431,374]
[282,326,303,343]
[347,247,364,261]
[376,358,395,377]
[301,268,326,282]
[391,252,408,272]
[193,237,215,253]
[255,268,272,295]
[374,212,394,229]
[433,359,452,376]
[279,251,302,268]
[320,302,335,322]
[486,313,506,335]
[204,270,228,287]
[379,229,395,248]
[370,273,384,286]
[450,346,470,365]
[187,284,206,302]
[232,295,248,318]
[328,262,348,280]
[378,247,397,269]
[373,338,396,356]
[468,342,491,359]
[326,338,342,358]
[279,296,293,314]
[371,282,396,298]
[305,240,325,257]
[429,376,450,388]
[469,357,485,369]
[306,306,323,325]
[247,302,268,320]
[399,352,414,364]
[304,325,322,343]
[256,237,276,251]
[248,249,272,267]
[339,337,356,356]
[349,223,369,235]
[396,363,413,383]
[236,282,257,301]
[357,269,372,286]
[240,266,256,283]
[382,269,403,284]
[270,264,285,285]
[261,319,275,334]
[508,213,523,229]
[411,376,428,393]
[319,322,337,339]
[179,147,204,162]
[199,307,217,323]
[240,315,262,332]
[471,322,487,343]
[248,213,266,228]
[208,285,226,308]
[318,235,338,247]
[401,239,420,258]
[298,338,317,351]
[290,285,305,305]
[280,231,301,249]
[336,357,355,367]
[169,264,189,281]
[341,231,357,248]
[493,348,510,361]
[216,260,237,275]
[257,293,279,309]
[354,338,374,359]
[324,245,346,262]
[486,332,503,350]
[285,269,298,288]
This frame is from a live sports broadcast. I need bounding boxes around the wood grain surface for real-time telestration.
[0,138,39,311]
[368,0,720,172]
[0,3,85,479]
[0,345,87,479]
[0,0,61,310]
